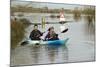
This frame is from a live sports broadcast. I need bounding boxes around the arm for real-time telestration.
[29,31,34,40]
[40,31,49,40]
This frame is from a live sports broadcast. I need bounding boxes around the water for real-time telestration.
[11,13,95,66]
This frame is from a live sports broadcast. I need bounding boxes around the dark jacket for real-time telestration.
[29,30,42,40]
[45,32,59,41]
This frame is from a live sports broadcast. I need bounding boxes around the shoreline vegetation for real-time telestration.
[11,6,95,22]
[11,18,30,49]
[11,6,95,15]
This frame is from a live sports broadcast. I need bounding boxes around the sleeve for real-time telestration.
[40,31,49,40]
[39,30,43,36]
[45,33,49,40]
[29,31,34,40]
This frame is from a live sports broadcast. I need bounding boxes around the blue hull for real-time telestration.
[47,38,69,47]
[21,38,69,47]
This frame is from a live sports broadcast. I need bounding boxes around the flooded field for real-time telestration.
[10,13,95,66]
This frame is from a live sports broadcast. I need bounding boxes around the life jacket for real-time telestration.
[29,30,42,40]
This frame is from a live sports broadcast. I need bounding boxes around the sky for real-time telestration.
[11,0,88,10]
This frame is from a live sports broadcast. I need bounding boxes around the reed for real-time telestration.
[11,18,30,49]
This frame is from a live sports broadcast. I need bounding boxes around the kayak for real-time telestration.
[22,38,69,47]
[46,38,69,47]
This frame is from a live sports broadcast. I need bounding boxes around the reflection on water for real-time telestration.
[46,46,68,63]
[73,15,81,22]
[85,15,95,35]
[29,45,69,64]
[31,46,40,64]
[46,46,58,62]
[10,44,69,66]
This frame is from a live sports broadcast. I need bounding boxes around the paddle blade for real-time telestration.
[21,41,29,46]
[61,28,68,33]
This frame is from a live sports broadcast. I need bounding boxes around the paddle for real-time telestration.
[61,28,68,33]
[21,28,68,46]
[40,28,68,40]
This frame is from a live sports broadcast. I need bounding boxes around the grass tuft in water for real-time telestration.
[11,18,30,49]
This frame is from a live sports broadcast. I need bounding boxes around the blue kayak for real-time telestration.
[23,38,69,47]
[47,38,69,47]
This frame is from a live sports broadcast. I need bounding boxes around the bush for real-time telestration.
[11,19,29,49]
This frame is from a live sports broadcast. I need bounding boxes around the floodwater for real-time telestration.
[10,13,95,66]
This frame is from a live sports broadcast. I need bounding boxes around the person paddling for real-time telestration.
[29,24,42,40]
[45,27,59,41]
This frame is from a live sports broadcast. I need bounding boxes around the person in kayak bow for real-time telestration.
[29,24,42,40]
[45,27,59,41]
